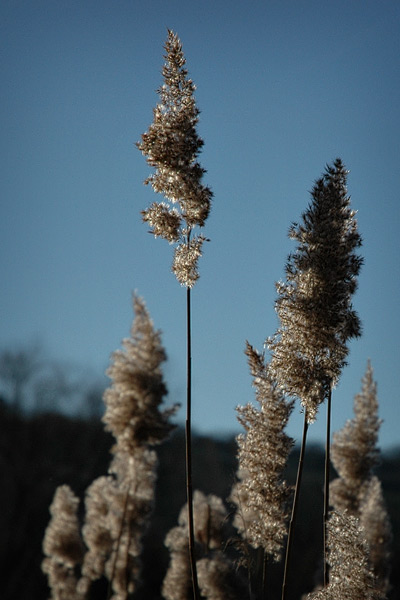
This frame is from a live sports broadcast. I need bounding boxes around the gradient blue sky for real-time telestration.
[1,1,399,448]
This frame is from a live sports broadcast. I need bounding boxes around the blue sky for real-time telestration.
[1,0,399,448]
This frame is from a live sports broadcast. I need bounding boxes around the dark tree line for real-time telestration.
[0,404,399,600]
[0,345,105,417]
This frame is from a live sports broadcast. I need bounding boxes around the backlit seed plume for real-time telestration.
[330,362,392,594]
[360,477,392,596]
[307,511,383,600]
[231,343,294,561]
[267,159,362,422]
[137,29,212,288]
[162,491,229,600]
[79,448,159,599]
[43,296,176,600]
[79,295,176,598]
[102,294,176,453]
[42,485,84,600]
[197,554,248,600]
[330,361,381,512]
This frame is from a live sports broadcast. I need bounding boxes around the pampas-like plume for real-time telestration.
[267,158,362,422]
[231,343,294,562]
[79,295,176,598]
[43,296,176,600]
[330,362,392,595]
[42,485,84,600]
[197,554,247,600]
[137,29,212,288]
[331,361,380,508]
[78,448,159,599]
[307,510,384,600]
[270,159,363,596]
[102,295,175,451]
[138,30,213,600]
[162,490,243,600]
[360,477,392,596]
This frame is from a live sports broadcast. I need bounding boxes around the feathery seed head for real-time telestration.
[102,295,176,454]
[268,159,362,422]
[42,485,84,600]
[137,30,212,287]
[231,344,294,561]
[331,361,381,496]
[162,491,229,600]
[307,510,383,600]
[330,363,392,595]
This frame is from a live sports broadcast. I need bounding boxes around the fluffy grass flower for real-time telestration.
[331,361,380,505]
[43,296,176,600]
[162,491,234,600]
[268,159,362,422]
[42,485,84,600]
[231,343,294,562]
[307,510,383,600]
[102,295,175,452]
[137,29,212,288]
[330,362,392,595]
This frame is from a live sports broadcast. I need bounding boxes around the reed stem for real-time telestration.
[185,287,200,600]
[323,386,332,587]
[281,411,309,600]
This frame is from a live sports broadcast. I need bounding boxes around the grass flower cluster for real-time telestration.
[137,29,212,289]
[231,343,294,563]
[42,296,176,599]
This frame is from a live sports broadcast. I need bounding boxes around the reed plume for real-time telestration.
[266,159,363,595]
[137,29,212,288]
[137,30,212,600]
[267,158,362,422]
[331,362,392,595]
[331,361,380,509]
[163,490,245,600]
[43,296,175,599]
[42,485,84,600]
[231,343,294,563]
[306,510,383,600]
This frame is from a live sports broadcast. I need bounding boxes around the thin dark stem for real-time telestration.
[185,287,200,600]
[281,411,309,600]
[262,549,268,600]
[323,386,332,587]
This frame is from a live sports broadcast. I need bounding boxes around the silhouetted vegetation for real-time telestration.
[0,403,398,599]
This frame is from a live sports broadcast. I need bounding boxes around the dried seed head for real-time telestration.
[138,30,212,287]
[268,159,362,422]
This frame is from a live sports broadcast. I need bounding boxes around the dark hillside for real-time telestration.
[0,406,398,599]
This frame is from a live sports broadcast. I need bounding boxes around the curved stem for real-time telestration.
[281,411,309,600]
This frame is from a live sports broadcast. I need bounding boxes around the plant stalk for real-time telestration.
[185,287,200,600]
[262,549,268,600]
[281,411,309,600]
[323,386,332,587]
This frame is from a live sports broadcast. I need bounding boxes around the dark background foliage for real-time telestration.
[0,402,398,600]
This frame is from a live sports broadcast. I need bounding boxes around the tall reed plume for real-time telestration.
[42,296,175,599]
[231,343,294,596]
[137,29,212,600]
[306,510,383,600]
[330,361,392,596]
[163,490,246,600]
[266,159,363,594]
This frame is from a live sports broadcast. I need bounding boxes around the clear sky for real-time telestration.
[1,0,399,448]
